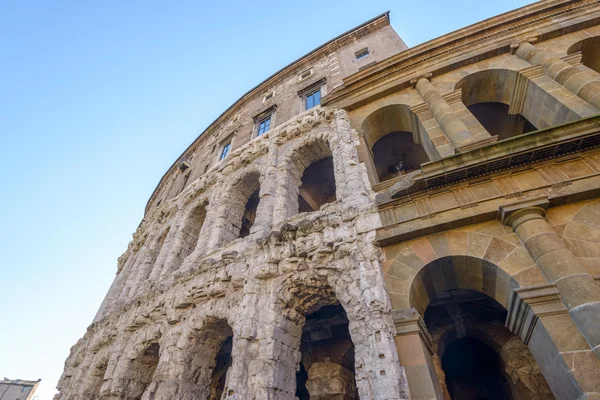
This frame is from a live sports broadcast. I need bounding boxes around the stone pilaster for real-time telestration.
[393,312,444,400]
[499,198,600,358]
[514,40,600,112]
[413,75,478,150]
[505,283,600,399]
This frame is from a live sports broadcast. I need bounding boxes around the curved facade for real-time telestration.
[57,2,600,399]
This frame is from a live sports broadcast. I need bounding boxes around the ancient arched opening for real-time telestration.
[180,202,207,260]
[372,131,429,182]
[126,342,160,399]
[411,257,554,400]
[295,304,358,400]
[239,189,259,238]
[221,171,261,243]
[285,139,337,218]
[456,70,537,141]
[361,104,431,183]
[298,157,336,213]
[568,36,600,74]
[179,318,234,400]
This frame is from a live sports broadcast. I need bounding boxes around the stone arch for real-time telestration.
[155,198,210,278]
[455,67,587,134]
[216,169,263,245]
[455,69,537,140]
[412,258,554,400]
[281,136,337,218]
[174,316,234,400]
[409,255,517,317]
[274,268,404,400]
[360,104,434,183]
[567,36,600,75]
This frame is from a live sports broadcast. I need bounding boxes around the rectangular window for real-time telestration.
[355,47,369,60]
[305,89,321,110]
[257,115,271,136]
[220,142,231,160]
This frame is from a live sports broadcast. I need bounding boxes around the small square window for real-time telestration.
[257,115,271,136]
[220,142,231,160]
[263,92,274,102]
[355,48,369,60]
[299,69,312,81]
[305,89,321,110]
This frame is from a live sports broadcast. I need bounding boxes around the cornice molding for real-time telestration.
[323,0,600,110]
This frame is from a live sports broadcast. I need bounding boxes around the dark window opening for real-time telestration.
[298,157,336,213]
[372,131,428,182]
[305,89,321,110]
[296,304,358,400]
[468,102,536,141]
[257,115,271,136]
[239,189,259,238]
[355,48,369,60]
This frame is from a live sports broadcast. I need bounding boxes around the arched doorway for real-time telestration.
[360,104,432,183]
[410,256,554,400]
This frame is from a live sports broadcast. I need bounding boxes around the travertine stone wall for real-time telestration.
[56,109,409,400]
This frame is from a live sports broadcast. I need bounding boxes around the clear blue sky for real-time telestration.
[0,1,532,398]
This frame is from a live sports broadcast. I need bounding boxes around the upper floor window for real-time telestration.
[220,141,231,160]
[305,89,321,110]
[355,48,369,60]
[299,68,313,81]
[257,115,271,136]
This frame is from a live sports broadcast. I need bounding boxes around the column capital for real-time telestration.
[498,197,549,229]
[410,72,432,87]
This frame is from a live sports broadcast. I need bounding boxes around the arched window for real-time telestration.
[221,171,262,243]
[361,104,431,183]
[568,36,600,74]
[298,157,336,213]
[284,139,337,218]
[180,202,207,260]
[456,69,536,141]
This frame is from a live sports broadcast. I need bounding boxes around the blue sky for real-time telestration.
[0,1,532,398]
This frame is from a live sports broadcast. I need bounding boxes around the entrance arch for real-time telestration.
[410,256,553,400]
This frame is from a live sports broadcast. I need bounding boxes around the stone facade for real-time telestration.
[57,2,600,399]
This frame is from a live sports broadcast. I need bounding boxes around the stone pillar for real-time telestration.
[499,198,600,357]
[305,362,357,400]
[514,41,600,111]
[413,75,478,150]
[505,284,600,399]
[393,314,444,400]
